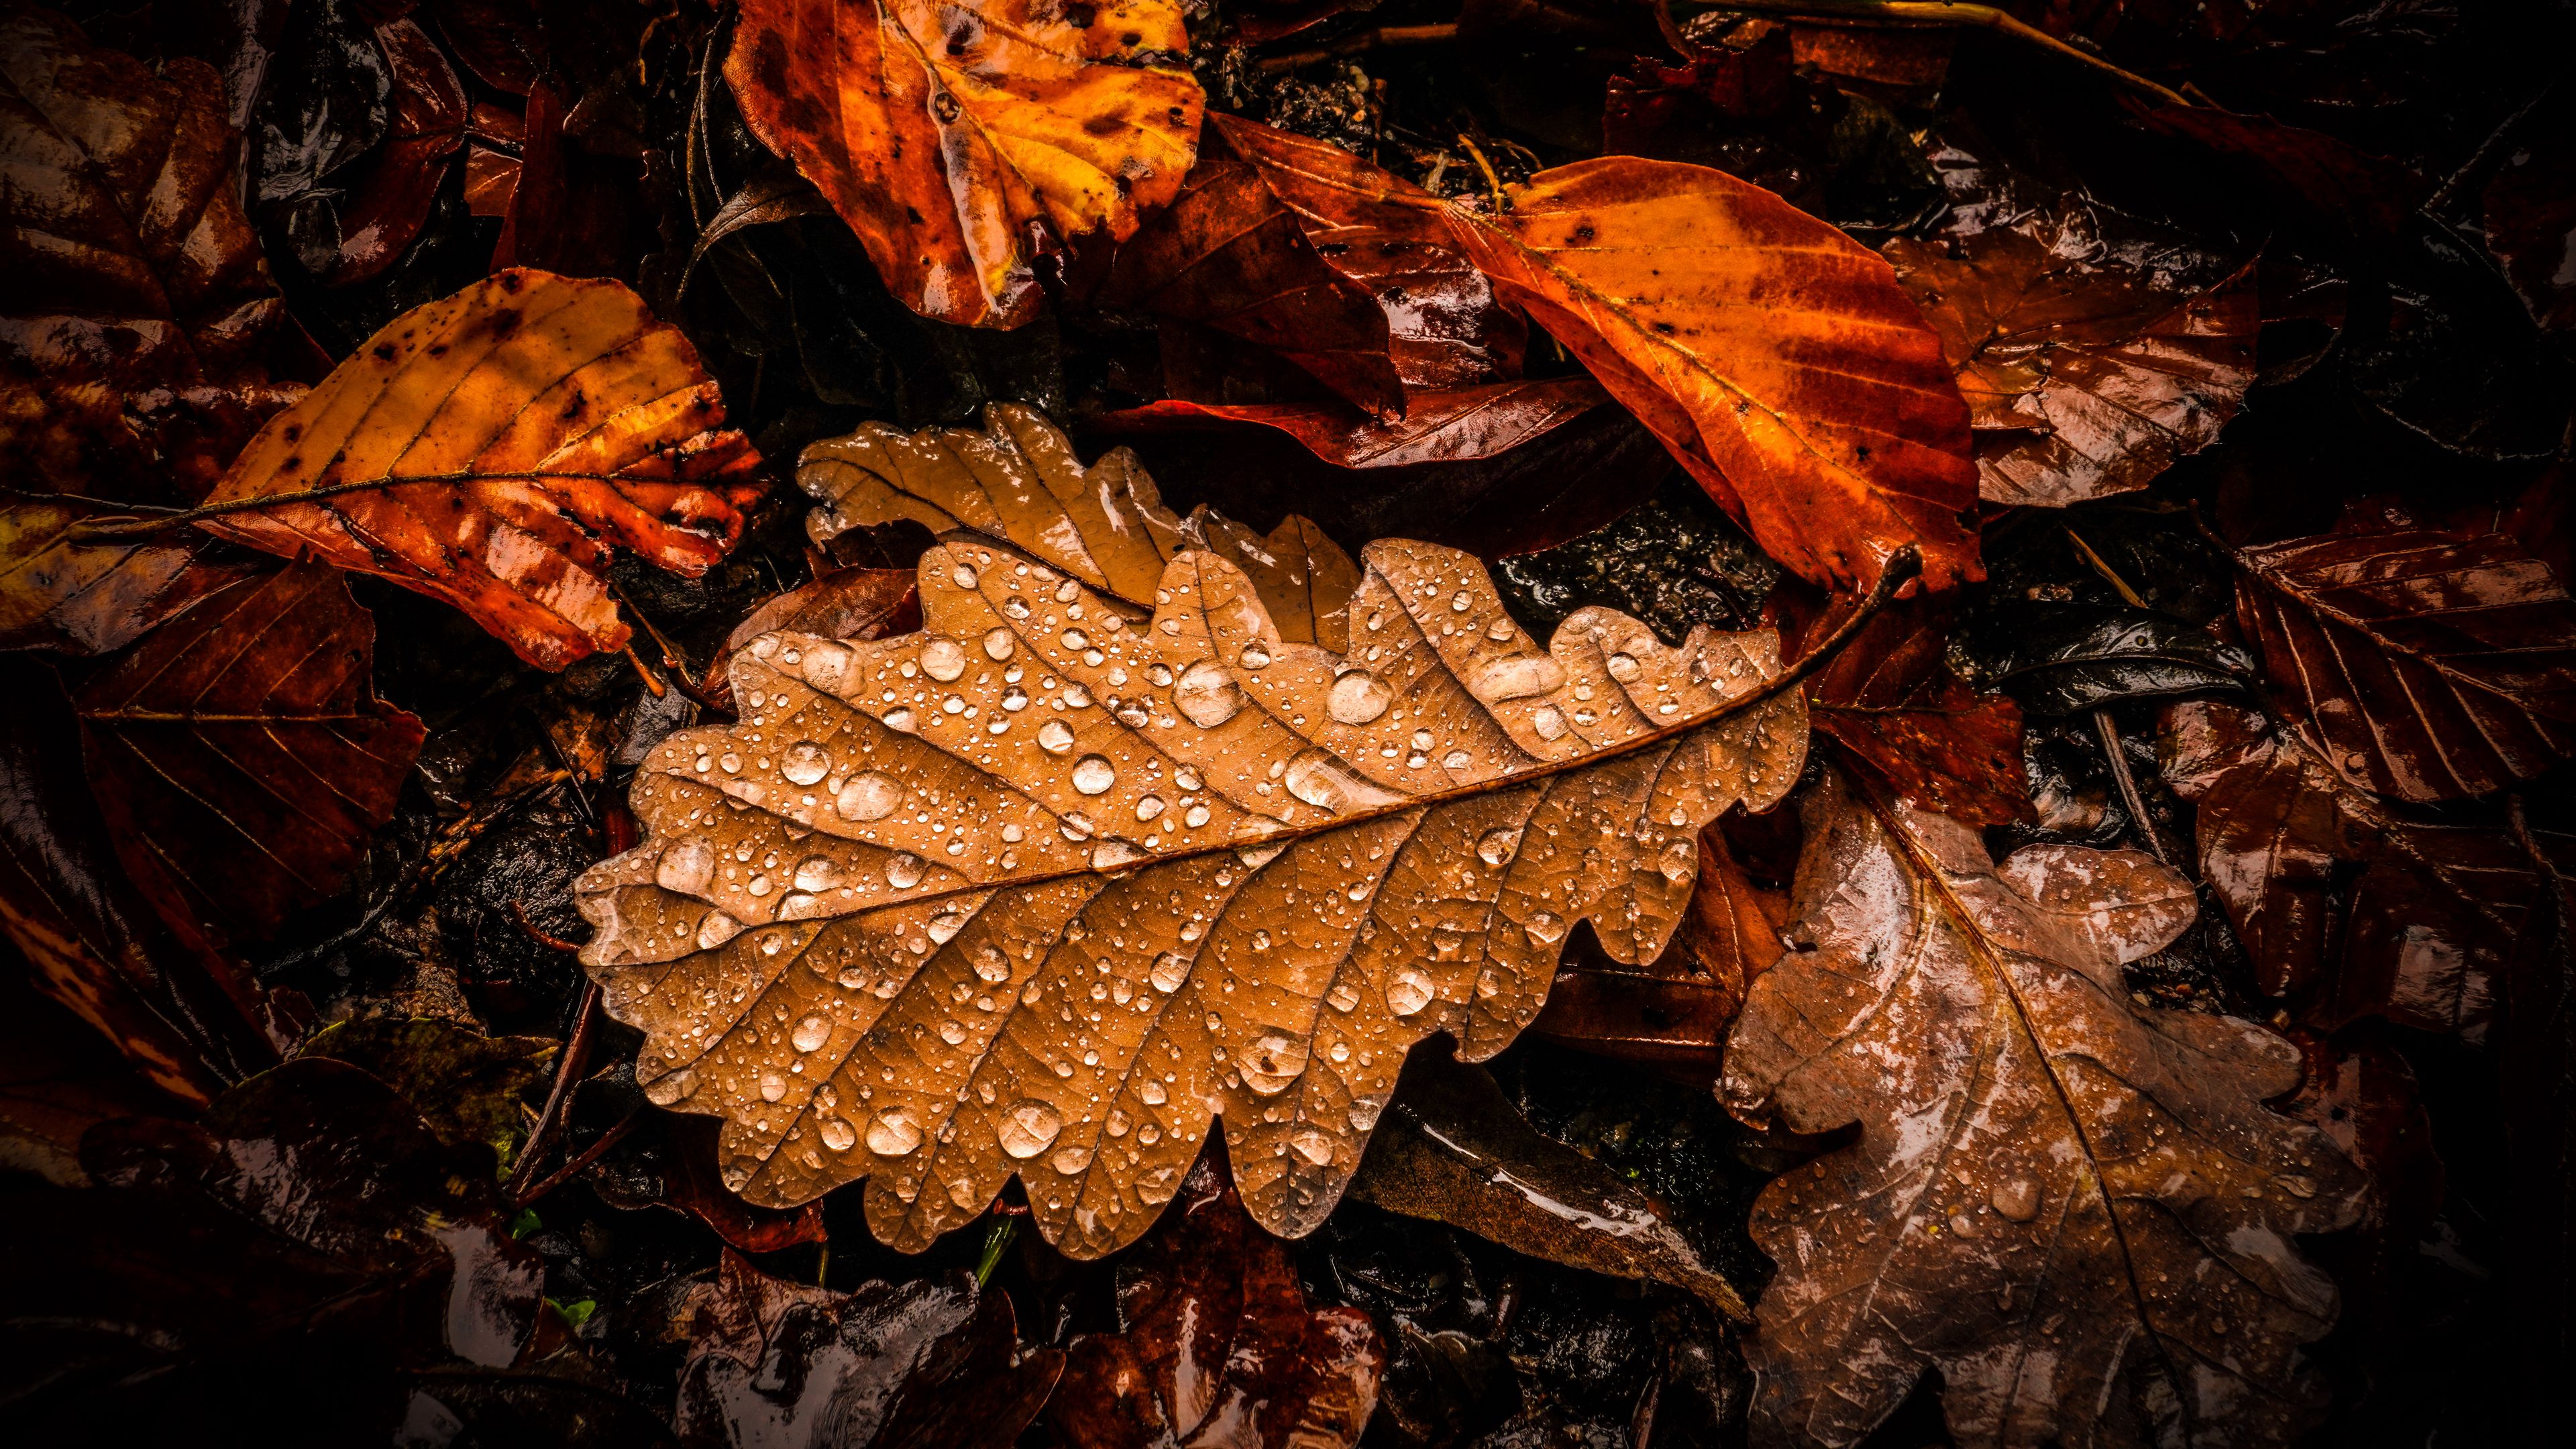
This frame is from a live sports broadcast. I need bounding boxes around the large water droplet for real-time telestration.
[920,637,967,682]
[800,641,851,693]
[1240,1030,1310,1095]
[1328,669,1392,724]
[1605,651,1642,682]
[759,1071,788,1103]
[1990,1178,2042,1222]
[1524,912,1566,945]
[1091,840,1147,869]
[1284,749,1374,812]
[1474,653,1566,702]
[1346,1098,1382,1132]
[974,945,1012,983]
[1135,795,1165,822]
[1238,641,1272,669]
[1660,838,1696,885]
[1477,828,1523,867]
[782,741,831,786]
[819,1117,857,1152]
[644,1067,699,1106]
[696,911,742,950]
[983,627,1015,660]
[1037,719,1077,754]
[1140,1079,1167,1106]
[885,854,925,890]
[1051,1143,1093,1175]
[792,1015,830,1053]
[1071,754,1116,795]
[997,1099,1064,1159]
[867,1106,922,1156]
[794,855,845,892]
[1173,660,1242,728]
[1530,705,1568,741]
[951,561,979,589]
[1289,1128,1334,1166]
[1150,952,1190,993]
[657,837,714,894]
[1386,967,1434,1016]
[1326,981,1362,1013]
[836,771,902,822]
[883,706,917,733]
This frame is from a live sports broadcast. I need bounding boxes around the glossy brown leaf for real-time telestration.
[310,17,466,286]
[2234,523,2576,802]
[1723,767,2363,1448]
[74,563,425,951]
[676,1250,1061,1449]
[1048,1150,1381,1449]
[798,405,1359,653]
[577,490,1809,1258]
[1095,378,1609,469]
[704,566,920,713]
[2482,83,2576,333]
[188,270,765,670]
[1886,206,2258,507]
[0,5,298,502]
[1783,589,2032,826]
[0,495,251,655]
[724,0,1204,328]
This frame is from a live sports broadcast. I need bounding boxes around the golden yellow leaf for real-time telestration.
[798,405,1358,651]
[725,0,1204,327]
[578,522,1810,1258]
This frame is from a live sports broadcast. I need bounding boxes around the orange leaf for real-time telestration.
[726,0,1205,328]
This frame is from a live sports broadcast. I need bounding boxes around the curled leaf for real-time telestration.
[578,515,1807,1258]
[1095,378,1610,470]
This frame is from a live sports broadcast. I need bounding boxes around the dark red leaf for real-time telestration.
[2481,83,2576,333]
[313,17,466,286]
[1093,377,1608,469]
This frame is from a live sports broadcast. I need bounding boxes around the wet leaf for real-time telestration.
[576,469,1810,1258]
[1350,1047,1746,1318]
[2273,1028,2443,1329]
[1886,204,2258,508]
[0,969,170,1187]
[0,5,299,502]
[74,564,426,951]
[1785,590,2032,826]
[0,494,252,655]
[305,17,468,287]
[1094,378,1609,470]
[2234,521,2576,802]
[1048,1150,1382,1449]
[705,566,921,712]
[1722,767,2364,1448]
[2481,83,2576,333]
[724,0,1205,328]
[798,405,1359,651]
[674,1250,1059,1449]
[299,1016,555,1162]
[1966,600,2254,716]
[189,270,765,670]
[656,1115,830,1254]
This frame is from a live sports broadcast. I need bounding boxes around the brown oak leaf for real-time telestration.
[1722,767,2363,1448]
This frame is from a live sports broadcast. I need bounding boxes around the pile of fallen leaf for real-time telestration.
[2,1,2569,1446]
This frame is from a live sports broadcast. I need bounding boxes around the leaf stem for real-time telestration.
[1689,1,2193,109]
[507,981,602,1202]
[2090,707,2172,866]
[70,470,667,537]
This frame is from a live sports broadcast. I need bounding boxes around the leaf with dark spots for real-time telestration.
[2233,523,2576,802]
[674,1250,1059,1449]
[1349,1046,1747,1318]
[1049,1150,1383,1449]
[297,1016,555,1163]
[0,5,299,503]
[1966,599,2254,716]
[0,657,283,1104]
[74,563,425,953]
[2481,82,2576,333]
[1,1057,543,1440]
[0,495,254,656]
[1723,766,2364,1449]
[1093,377,1609,469]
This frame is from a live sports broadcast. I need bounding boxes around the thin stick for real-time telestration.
[71,469,663,537]
[2425,76,2559,215]
[1684,1,2193,109]
[1258,21,1458,73]
[513,1105,643,1207]
[507,898,587,953]
[625,643,669,699]
[2092,708,2171,865]
[506,981,602,1201]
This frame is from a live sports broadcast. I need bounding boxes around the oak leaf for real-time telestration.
[1723,767,2363,1448]
[724,0,1204,328]
[2233,522,2576,802]
[577,506,1809,1259]
[1885,205,2257,508]
[182,270,764,670]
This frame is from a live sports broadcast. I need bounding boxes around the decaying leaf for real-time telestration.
[74,563,425,951]
[1048,1150,1381,1449]
[705,565,920,712]
[1722,768,2363,1448]
[2482,83,2576,333]
[1097,378,1611,470]
[2234,522,2576,802]
[298,1016,555,1163]
[724,0,1204,328]
[185,270,765,670]
[0,494,250,655]
[1886,204,2258,508]
[0,5,299,501]
[798,404,1359,652]
[1784,590,2031,826]
[676,1250,1059,1449]
[578,484,1810,1259]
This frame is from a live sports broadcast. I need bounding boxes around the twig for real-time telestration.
[507,898,588,953]
[1458,133,1510,213]
[2091,707,2171,865]
[625,643,669,699]
[2064,527,2149,608]
[1258,21,1457,73]
[70,470,669,537]
[1687,1,2193,109]
[513,1104,643,1207]
[506,981,602,1201]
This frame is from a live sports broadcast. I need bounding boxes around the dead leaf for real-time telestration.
[1885,204,2258,508]
[576,501,1810,1258]
[798,405,1359,653]
[1350,1047,1746,1318]
[1722,767,2363,1448]
[309,17,468,286]
[1780,588,2033,826]
[2273,1027,2443,1331]
[180,270,764,670]
[724,0,1205,328]
[704,566,921,712]
[0,967,171,1187]
[298,1016,555,1163]
[0,494,251,655]
[74,564,425,952]
[1095,378,1610,470]
[0,5,300,502]
[1048,1149,1381,1449]
[675,1250,1060,1449]
[2235,523,2576,802]
[2482,83,2576,333]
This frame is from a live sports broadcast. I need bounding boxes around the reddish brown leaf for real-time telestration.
[1780,588,2032,826]
[2273,1028,2443,1329]
[1048,1150,1382,1449]
[1724,767,2363,1448]
[1788,21,1955,105]
[0,495,252,655]
[1093,377,1609,469]
[2482,83,2576,333]
[0,5,299,502]
[2127,101,2424,239]
[191,270,765,670]
[2234,524,2576,802]
[0,967,172,1187]
[312,17,466,286]
[676,1250,1060,1449]
[703,565,921,712]
[724,0,1204,328]
[660,1116,828,1254]
[74,563,425,952]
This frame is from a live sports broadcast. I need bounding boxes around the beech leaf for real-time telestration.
[178,270,765,670]
[724,0,1205,328]
[1097,378,1611,470]
[1722,767,2364,1448]
[578,476,1814,1259]
[0,496,251,656]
